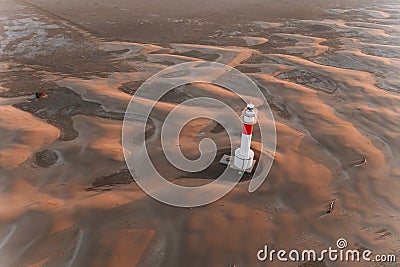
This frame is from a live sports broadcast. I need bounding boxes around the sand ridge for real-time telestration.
[0,0,399,266]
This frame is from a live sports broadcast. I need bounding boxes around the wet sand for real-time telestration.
[0,0,400,266]
[19,0,375,44]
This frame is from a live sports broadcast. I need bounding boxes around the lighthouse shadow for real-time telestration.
[181,147,261,182]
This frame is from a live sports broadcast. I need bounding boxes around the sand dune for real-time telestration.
[0,0,399,266]
[171,43,255,66]
[274,33,329,57]
[241,36,269,47]
[0,106,59,170]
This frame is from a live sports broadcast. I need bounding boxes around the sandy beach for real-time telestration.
[0,0,399,266]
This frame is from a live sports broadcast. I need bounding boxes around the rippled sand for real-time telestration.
[0,0,399,266]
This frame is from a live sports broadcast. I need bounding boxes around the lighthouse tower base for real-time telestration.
[234,148,255,170]
[219,153,256,173]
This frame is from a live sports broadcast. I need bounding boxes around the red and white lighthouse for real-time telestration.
[234,103,257,170]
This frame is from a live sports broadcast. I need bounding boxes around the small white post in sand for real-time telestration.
[233,103,257,170]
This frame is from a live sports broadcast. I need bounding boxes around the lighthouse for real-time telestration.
[234,103,257,170]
